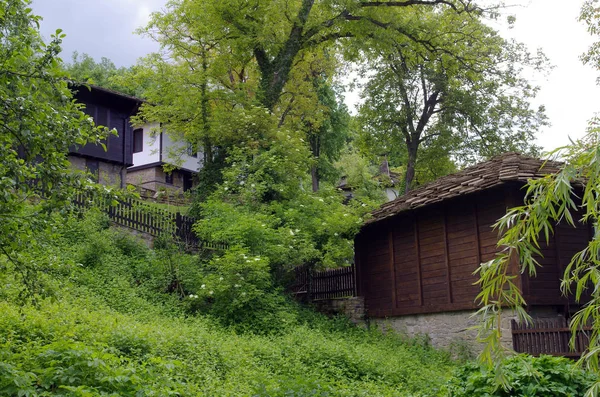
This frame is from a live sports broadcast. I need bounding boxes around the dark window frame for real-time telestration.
[133,128,143,153]
[165,173,173,185]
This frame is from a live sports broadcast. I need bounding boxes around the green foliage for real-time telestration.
[0,0,112,300]
[193,110,377,273]
[355,7,546,191]
[64,52,146,97]
[446,355,597,397]
[0,213,457,396]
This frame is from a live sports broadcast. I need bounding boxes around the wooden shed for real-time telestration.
[355,153,590,321]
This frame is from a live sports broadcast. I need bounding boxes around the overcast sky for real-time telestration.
[31,0,600,153]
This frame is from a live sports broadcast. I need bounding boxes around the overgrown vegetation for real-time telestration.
[0,211,457,396]
[447,355,597,397]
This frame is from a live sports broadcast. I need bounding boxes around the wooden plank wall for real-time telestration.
[524,217,590,305]
[358,187,508,317]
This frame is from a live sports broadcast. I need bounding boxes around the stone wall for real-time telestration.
[127,166,186,193]
[68,155,124,187]
[371,306,566,352]
[312,297,366,325]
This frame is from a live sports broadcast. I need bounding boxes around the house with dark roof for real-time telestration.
[69,84,142,187]
[354,153,590,349]
[69,85,201,193]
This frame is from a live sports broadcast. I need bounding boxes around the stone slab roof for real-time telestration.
[367,152,562,224]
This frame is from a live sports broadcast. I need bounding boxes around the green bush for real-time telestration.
[445,355,598,397]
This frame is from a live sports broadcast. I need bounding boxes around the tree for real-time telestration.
[476,2,600,391]
[63,52,145,97]
[356,8,546,192]
[0,0,107,299]
[141,0,488,112]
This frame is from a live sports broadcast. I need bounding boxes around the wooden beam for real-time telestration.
[414,213,423,306]
[473,200,482,265]
[389,228,398,309]
[443,205,453,304]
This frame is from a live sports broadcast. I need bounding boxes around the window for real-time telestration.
[133,128,143,153]
[165,173,173,185]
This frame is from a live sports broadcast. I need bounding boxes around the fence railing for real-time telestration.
[290,264,356,301]
[73,192,226,251]
[511,318,592,358]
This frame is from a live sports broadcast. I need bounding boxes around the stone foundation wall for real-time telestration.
[127,168,159,191]
[68,155,124,187]
[372,306,566,352]
[127,167,186,193]
[312,297,366,325]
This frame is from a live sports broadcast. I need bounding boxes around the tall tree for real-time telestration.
[141,0,486,112]
[0,0,108,298]
[356,9,547,192]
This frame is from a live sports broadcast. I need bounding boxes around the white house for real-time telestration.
[126,122,202,193]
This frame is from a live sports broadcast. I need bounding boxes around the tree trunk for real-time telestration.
[200,55,212,166]
[404,140,418,194]
[255,0,315,111]
[311,164,319,192]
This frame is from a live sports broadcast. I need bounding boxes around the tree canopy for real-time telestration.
[0,0,108,299]
[355,8,546,192]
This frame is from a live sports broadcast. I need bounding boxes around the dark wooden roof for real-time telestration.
[367,152,562,224]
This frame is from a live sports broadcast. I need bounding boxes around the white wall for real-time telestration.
[129,122,202,173]
[131,122,160,167]
[162,132,202,172]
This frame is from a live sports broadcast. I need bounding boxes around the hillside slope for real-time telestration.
[0,211,456,396]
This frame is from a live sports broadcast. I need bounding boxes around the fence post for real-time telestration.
[307,264,314,302]
[175,213,183,241]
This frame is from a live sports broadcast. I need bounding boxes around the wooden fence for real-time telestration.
[73,192,227,251]
[290,264,356,301]
[511,318,592,358]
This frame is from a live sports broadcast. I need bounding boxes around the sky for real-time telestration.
[31,0,600,153]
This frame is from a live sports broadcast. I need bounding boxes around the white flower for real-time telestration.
[254,258,260,261]
[321,222,326,226]
[251,183,255,188]
[224,187,229,191]
[242,292,247,296]
[334,233,338,236]
[361,203,367,207]
[189,294,194,298]
[289,229,295,236]
[219,277,223,281]
[289,245,293,249]
[343,213,349,217]
[201,284,206,289]
[209,291,214,295]
[234,284,240,288]
[261,224,266,227]
[247,260,251,263]
[295,229,300,233]
[318,198,324,202]
[240,181,245,185]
